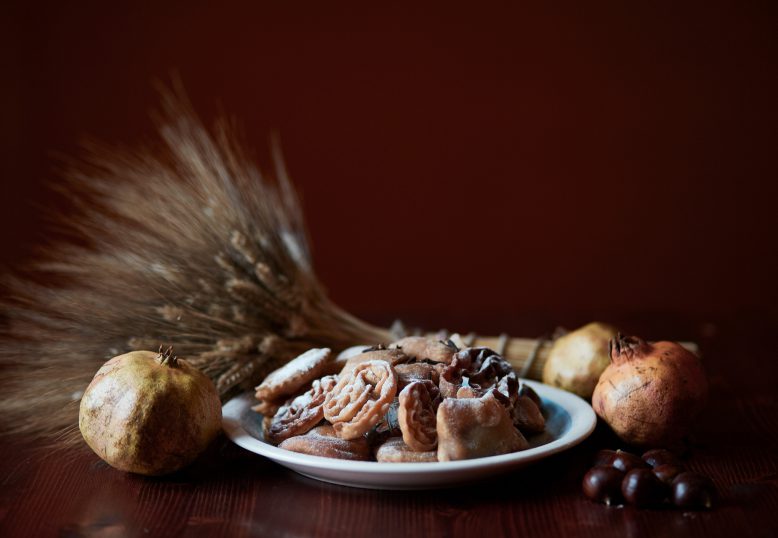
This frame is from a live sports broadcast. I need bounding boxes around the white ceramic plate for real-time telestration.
[222,379,596,490]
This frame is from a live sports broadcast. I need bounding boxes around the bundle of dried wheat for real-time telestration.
[0,90,391,440]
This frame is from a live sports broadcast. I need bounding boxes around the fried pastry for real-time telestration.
[254,348,333,402]
[519,382,542,407]
[336,345,371,362]
[376,437,438,463]
[436,392,529,461]
[463,350,513,388]
[438,355,470,398]
[278,425,371,461]
[395,362,440,389]
[513,393,545,434]
[455,384,486,399]
[323,344,371,376]
[469,357,513,388]
[265,375,339,444]
[497,374,545,433]
[251,398,283,417]
[339,348,408,377]
[439,347,511,399]
[398,380,439,451]
[372,397,401,438]
[260,344,543,463]
[324,360,398,439]
[390,336,458,364]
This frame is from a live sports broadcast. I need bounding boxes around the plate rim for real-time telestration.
[222,379,596,475]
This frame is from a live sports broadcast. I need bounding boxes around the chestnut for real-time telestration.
[593,449,648,472]
[583,465,625,506]
[642,448,682,469]
[672,472,717,510]
[593,449,619,467]
[621,468,668,507]
[611,450,650,473]
[653,463,684,484]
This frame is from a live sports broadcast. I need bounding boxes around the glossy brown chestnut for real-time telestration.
[621,468,668,507]
[583,465,625,506]
[611,450,650,473]
[593,449,619,467]
[642,448,682,469]
[653,463,684,484]
[672,472,717,510]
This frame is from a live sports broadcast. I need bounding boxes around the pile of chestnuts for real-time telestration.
[582,448,717,510]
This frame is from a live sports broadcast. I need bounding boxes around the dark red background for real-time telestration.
[3,2,777,331]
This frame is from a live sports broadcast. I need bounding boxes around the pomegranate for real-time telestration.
[79,348,222,475]
[592,334,707,447]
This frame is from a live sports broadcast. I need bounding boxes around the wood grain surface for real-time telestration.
[1,315,776,538]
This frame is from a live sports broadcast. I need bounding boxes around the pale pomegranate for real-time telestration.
[79,348,222,475]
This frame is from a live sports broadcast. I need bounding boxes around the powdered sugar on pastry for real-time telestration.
[398,380,439,451]
[390,336,457,364]
[338,348,408,377]
[437,391,529,461]
[324,360,398,440]
[265,375,338,444]
[376,437,437,463]
[254,348,333,402]
[279,425,371,461]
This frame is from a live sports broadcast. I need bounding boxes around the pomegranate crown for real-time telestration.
[157,345,178,366]
[608,333,649,362]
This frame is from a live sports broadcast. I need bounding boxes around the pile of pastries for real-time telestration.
[252,337,545,462]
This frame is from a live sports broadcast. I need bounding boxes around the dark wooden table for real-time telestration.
[1,314,777,538]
